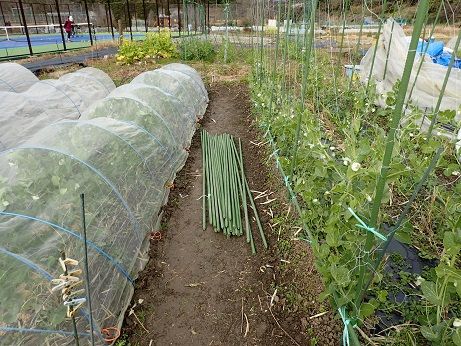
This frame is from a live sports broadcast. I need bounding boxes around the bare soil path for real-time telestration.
[124,80,339,346]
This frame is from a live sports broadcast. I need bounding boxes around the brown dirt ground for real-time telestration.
[121,79,342,345]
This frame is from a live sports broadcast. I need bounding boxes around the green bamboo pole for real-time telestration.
[354,0,430,310]
[330,0,351,114]
[214,135,226,231]
[205,133,213,228]
[348,2,364,91]
[232,141,268,250]
[218,136,229,231]
[267,0,283,123]
[228,136,242,235]
[237,139,256,253]
[382,20,395,80]
[425,28,461,140]
[208,133,219,230]
[201,131,207,230]
[226,135,238,234]
[258,0,266,86]
[237,138,251,243]
[281,0,292,94]
[359,147,443,304]
[224,1,229,63]
[405,1,443,110]
[289,0,318,178]
[365,0,388,95]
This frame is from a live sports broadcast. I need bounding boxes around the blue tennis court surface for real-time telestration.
[0,32,146,49]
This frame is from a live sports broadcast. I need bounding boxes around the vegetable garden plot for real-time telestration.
[0,63,208,345]
[0,64,116,151]
[248,0,461,344]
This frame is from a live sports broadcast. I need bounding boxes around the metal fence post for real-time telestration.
[107,0,115,39]
[177,1,181,36]
[55,0,67,50]
[18,0,33,55]
[49,4,55,24]
[155,0,159,29]
[142,0,147,32]
[0,2,6,26]
[207,0,210,30]
[133,2,138,32]
[125,0,133,40]
[83,0,93,45]
[30,4,39,34]
[43,4,49,26]
[105,4,110,33]
[167,0,171,30]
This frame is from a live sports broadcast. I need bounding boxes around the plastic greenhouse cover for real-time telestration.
[360,19,461,130]
[0,63,39,92]
[0,67,115,151]
[0,63,208,345]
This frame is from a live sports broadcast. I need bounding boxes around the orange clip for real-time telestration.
[101,327,121,344]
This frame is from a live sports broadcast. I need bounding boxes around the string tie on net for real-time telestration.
[338,306,351,346]
[283,175,290,187]
[348,207,387,241]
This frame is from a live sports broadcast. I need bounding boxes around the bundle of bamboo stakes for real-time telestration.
[201,130,268,254]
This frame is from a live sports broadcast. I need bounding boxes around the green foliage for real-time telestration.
[179,38,216,62]
[116,30,178,65]
[250,48,461,343]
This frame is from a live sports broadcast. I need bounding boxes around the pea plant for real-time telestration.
[250,46,461,344]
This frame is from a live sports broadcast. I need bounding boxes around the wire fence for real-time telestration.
[0,0,227,60]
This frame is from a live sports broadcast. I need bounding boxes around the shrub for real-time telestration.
[116,30,178,65]
[179,39,216,62]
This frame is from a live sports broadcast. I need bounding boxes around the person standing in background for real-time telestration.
[64,16,73,41]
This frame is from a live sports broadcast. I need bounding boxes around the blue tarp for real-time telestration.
[417,39,461,69]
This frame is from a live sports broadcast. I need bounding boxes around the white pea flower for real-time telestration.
[324,191,331,195]
[308,143,314,149]
[453,319,461,328]
[415,276,425,286]
[351,162,361,172]
[366,195,372,202]
[452,171,460,176]
[2,201,9,207]
[343,157,351,166]
[312,199,318,203]
[409,132,414,137]
[330,146,336,151]
[32,195,40,200]
[372,107,376,112]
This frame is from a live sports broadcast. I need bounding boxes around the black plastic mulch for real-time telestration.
[19,46,118,72]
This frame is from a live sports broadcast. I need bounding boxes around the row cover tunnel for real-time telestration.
[0,63,117,150]
[0,63,208,345]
